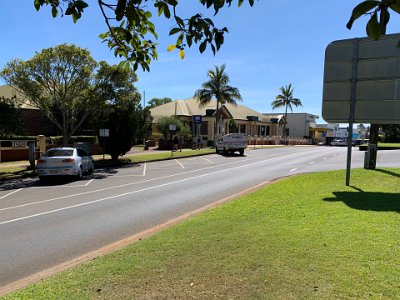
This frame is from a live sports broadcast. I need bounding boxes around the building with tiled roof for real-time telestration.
[150,97,285,145]
[0,85,57,135]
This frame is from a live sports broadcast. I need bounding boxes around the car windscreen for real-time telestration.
[44,149,74,157]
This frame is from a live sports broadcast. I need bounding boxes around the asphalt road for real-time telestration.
[1,146,399,289]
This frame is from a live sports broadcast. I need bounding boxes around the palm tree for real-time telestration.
[271,84,302,137]
[194,64,242,142]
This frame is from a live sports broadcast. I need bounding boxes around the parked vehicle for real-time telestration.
[330,138,347,146]
[36,147,94,181]
[216,133,247,155]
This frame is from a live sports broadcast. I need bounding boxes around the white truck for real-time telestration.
[215,133,247,155]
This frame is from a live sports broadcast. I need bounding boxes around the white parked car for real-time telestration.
[216,133,247,155]
[36,147,94,181]
[330,139,347,146]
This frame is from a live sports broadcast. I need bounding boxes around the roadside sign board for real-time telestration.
[169,124,176,131]
[99,129,109,137]
[193,115,202,124]
[322,34,400,124]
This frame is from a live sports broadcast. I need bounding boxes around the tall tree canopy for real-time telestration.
[1,44,98,145]
[94,61,144,160]
[271,84,302,137]
[147,97,172,108]
[33,0,255,71]
[194,64,242,140]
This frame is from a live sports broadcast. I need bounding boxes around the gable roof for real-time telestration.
[0,85,38,110]
[150,97,284,124]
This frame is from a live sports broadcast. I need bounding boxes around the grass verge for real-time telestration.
[4,168,400,299]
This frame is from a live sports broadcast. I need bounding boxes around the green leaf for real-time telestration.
[163,5,171,18]
[346,1,380,30]
[199,40,207,53]
[169,27,181,35]
[115,0,126,21]
[176,33,184,46]
[51,6,58,17]
[366,12,381,40]
[34,0,41,11]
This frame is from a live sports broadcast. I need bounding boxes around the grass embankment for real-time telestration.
[359,142,400,151]
[5,168,400,299]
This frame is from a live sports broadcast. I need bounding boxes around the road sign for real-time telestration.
[193,115,202,124]
[169,124,176,131]
[99,129,109,137]
[322,34,400,124]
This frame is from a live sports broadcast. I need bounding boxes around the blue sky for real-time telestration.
[2,1,400,123]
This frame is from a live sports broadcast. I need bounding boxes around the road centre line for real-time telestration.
[0,149,320,213]
[0,152,303,226]
[0,189,22,200]
[174,159,185,169]
[290,168,297,172]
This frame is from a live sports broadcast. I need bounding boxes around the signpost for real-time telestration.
[323,34,400,185]
[169,124,176,156]
[99,129,109,160]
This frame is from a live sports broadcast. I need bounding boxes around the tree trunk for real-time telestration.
[366,8,388,169]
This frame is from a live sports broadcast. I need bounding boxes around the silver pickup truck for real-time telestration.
[215,133,247,155]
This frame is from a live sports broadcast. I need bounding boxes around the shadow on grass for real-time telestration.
[374,168,400,178]
[324,190,400,213]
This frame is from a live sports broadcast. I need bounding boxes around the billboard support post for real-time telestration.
[346,39,359,186]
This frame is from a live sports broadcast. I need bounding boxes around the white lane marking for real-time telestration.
[174,159,185,169]
[290,168,297,172]
[84,179,94,187]
[0,151,298,213]
[0,152,302,223]
[201,157,214,164]
[31,181,96,189]
[310,162,315,165]
[0,189,22,200]
[323,157,328,160]
[143,163,147,176]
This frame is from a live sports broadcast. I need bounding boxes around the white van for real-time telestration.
[216,133,247,155]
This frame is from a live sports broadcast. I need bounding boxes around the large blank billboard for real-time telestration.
[322,34,400,124]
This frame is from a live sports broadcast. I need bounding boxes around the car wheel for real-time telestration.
[239,149,244,156]
[76,166,83,180]
[39,176,47,182]
[216,148,220,154]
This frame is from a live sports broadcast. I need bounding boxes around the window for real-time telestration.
[239,124,246,134]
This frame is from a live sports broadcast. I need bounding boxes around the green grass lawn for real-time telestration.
[4,168,400,299]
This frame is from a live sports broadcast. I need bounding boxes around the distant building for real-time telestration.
[150,98,286,145]
[0,85,57,136]
[264,112,320,140]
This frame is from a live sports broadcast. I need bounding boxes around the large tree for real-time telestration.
[94,61,143,160]
[33,0,255,71]
[271,84,302,137]
[194,64,242,141]
[147,97,172,108]
[1,44,98,145]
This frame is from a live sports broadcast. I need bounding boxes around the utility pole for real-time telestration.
[143,91,146,150]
